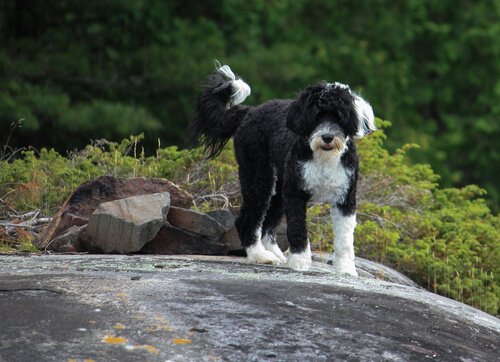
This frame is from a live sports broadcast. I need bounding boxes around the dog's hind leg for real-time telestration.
[234,150,283,265]
[261,186,287,264]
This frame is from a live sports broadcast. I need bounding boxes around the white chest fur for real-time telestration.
[300,155,352,204]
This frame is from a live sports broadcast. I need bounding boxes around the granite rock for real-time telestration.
[84,192,170,253]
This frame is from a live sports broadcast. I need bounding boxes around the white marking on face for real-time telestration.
[308,122,347,161]
[326,82,351,91]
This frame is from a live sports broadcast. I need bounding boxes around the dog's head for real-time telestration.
[286,82,375,156]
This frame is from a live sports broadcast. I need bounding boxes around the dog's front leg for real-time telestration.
[285,196,312,271]
[331,206,358,276]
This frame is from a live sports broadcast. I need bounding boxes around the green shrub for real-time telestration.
[0,121,498,315]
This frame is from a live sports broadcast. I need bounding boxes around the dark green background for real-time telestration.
[1,0,498,209]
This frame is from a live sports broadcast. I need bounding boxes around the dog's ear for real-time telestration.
[286,87,319,137]
[286,99,307,136]
[353,94,376,138]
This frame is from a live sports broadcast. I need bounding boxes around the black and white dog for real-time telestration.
[192,64,375,276]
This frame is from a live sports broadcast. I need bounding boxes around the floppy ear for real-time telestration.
[353,94,376,138]
[286,99,307,136]
[286,87,319,137]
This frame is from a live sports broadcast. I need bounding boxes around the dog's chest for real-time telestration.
[300,157,352,204]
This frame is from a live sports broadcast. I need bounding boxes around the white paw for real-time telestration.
[269,245,287,264]
[246,243,283,265]
[332,253,358,276]
[288,243,312,271]
[262,235,287,264]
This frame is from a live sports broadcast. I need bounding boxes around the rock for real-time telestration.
[0,254,498,361]
[220,227,242,253]
[168,207,225,237]
[83,192,170,253]
[34,176,193,251]
[207,208,241,252]
[206,208,239,231]
[355,257,420,287]
[208,208,290,253]
[42,225,87,253]
[141,224,230,255]
[312,252,420,287]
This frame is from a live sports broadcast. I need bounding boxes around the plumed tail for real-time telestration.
[191,63,251,158]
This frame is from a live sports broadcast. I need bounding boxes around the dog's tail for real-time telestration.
[191,62,251,158]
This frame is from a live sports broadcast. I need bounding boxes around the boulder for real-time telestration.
[207,208,289,253]
[83,192,170,253]
[168,207,225,237]
[0,254,498,361]
[41,225,87,253]
[206,208,240,231]
[207,208,241,252]
[34,176,192,251]
[140,224,230,255]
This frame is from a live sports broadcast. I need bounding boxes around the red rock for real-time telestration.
[140,224,230,255]
[167,207,225,237]
[42,225,87,253]
[34,176,192,251]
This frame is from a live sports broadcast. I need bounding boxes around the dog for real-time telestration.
[191,63,376,275]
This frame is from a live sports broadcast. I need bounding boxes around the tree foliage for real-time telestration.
[0,0,499,208]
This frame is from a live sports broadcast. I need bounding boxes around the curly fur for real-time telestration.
[191,64,376,275]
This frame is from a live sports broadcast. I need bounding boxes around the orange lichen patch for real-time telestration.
[85,360,96,362]
[172,338,192,345]
[134,344,160,354]
[112,323,126,330]
[102,335,128,345]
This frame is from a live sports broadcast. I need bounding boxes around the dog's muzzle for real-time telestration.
[320,134,335,151]
[310,132,346,154]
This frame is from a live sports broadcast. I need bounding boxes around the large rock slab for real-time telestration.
[84,192,170,253]
[313,252,420,287]
[140,224,230,255]
[35,176,193,251]
[0,254,498,361]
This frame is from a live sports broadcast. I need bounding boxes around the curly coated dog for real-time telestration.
[191,63,376,275]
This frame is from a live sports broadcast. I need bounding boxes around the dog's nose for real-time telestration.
[321,134,334,144]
